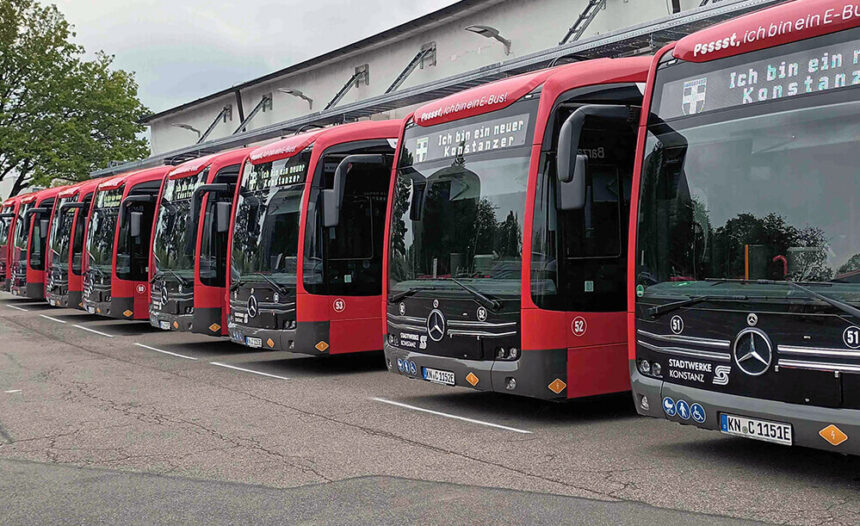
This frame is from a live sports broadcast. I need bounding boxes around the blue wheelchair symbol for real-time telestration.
[676,400,691,420]
[662,397,676,417]
[691,403,706,424]
[396,359,405,372]
[409,361,417,375]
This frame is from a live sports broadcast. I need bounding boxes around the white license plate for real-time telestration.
[159,321,170,330]
[87,306,95,314]
[720,413,793,446]
[422,367,455,386]
[246,336,263,349]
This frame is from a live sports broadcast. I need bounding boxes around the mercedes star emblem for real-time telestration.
[427,309,446,342]
[247,295,259,319]
[733,327,773,376]
[161,286,168,305]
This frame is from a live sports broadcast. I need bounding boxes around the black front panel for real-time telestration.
[386,294,520,362]
[82,272,111,307]
[229,285,296,331]
[636,302,857,409]
[150,280,194,317]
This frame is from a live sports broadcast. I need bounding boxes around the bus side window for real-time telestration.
[531,119,636,312]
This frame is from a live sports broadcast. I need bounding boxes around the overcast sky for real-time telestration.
[52,0,460,113]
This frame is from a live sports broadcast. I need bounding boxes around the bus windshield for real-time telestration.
[86,188,123,276]
[389,102,536,299]
[49,198,75,270]
[0,204,13,246]
[13,202,33,262]
[638,35,860,305]
[152,171,208,280]
[231,152,311,287]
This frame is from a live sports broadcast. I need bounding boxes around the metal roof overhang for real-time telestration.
[92,0,785,177]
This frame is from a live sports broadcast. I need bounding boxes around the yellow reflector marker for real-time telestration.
[209,323,221,333]
[123,310,133,318]
[548,378,567,395]
[267,338,275,348]
[172,321,179,329]
[819,425,848,446]
[315,341,329,352]
[466,372,479,386]
[96,308,101,314]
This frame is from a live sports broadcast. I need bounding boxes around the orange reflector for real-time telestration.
[466,372,479,386]
[96,308,101,314]
[209,323,221,333]
[267,338,275,348]
[123,310,133,318]
[548,378,567,395]
[172,321,179,329]
[820,425,848,446]
[315,341,329,352]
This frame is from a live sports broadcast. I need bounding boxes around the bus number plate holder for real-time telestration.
[423,367,455,386]
[246,336,263,349]
[720,413,792,446]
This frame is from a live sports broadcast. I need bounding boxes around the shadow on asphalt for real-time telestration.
[252,351,388,377]
[168,339,249,355]
[656,433,860,485]
[39,311,102,322]
[396,390,638,425]
[96,321,161,336]
[10,302,55,311]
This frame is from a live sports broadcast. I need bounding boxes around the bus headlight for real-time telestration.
[638,359,651,375]
[651,362,662,377]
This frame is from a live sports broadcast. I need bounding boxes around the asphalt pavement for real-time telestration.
[0,293,857,525]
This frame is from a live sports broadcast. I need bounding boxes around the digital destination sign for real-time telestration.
[658,35,860,120]
[242,158,308,192]
[166,171,206,202]
[96,188,124,209]
[405,113,531,165]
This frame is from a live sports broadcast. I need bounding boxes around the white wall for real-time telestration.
[148,0,705,155]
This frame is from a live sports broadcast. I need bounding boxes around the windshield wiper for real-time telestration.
[449,277,503,311]
[388,285,439,304]
[705,278,860,321]
[150,269,191,287]
[648,295,748,318]
[232,273,288,295]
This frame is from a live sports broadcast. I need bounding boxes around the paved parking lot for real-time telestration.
[0,293,858,525]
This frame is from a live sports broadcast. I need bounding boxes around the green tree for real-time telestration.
[0,0,149,197]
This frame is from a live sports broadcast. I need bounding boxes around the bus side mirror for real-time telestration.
[216,201,231,233]
[130,211,143,238]
[323,154,389,228]
[556,104,637,211]
[40,219,49,236]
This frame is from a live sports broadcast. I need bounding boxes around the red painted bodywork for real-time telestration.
[1,195,23,287]
[382,57,651,398]
[14,186,66,298]
[86,166,171,319]
[46,178,106,305]
[675,0,860,63]
[150,147,254,335]
[229,121,400,354]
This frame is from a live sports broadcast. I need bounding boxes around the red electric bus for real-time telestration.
[45,178,105,309]
[149,148,252,335]
[382,57,649,400]
[10,186,66,299]
[1,195,24,291]
[630,0,860,454]
[227,121,399,354]
[82,166,171,319]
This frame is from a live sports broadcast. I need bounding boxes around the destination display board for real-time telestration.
[242,157,309,192]
[404,113,531,165]
[658,35,860,120]
[95,188,124,209]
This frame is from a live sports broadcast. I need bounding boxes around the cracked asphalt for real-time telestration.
[0,293,858,525]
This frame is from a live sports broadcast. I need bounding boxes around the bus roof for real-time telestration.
[98,165,172,192]
[168,147,254,179]
[57,178,105,199]
[21,186,66,205]
[674,0,860,63]
[412,57,650,127]
[249,130,324,165]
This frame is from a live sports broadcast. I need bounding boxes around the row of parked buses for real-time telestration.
[1,0,858,455]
